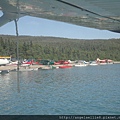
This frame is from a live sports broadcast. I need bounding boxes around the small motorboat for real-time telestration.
[59,65,72,69]
[74,64,87,67]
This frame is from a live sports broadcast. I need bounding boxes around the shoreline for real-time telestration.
[0,61,120,72]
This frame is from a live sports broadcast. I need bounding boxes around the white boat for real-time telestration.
[0,58,10,66]
[7,61,18,66]
[74,60,88,67]
[89,61,98,66]
[21,64,30,67]
[74,64,87,67]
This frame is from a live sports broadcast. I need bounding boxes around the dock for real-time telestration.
[0,64,67,72]
[0,65,42,72]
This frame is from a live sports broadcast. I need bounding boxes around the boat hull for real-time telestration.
[74,64,87,67]
[59,65,72,69]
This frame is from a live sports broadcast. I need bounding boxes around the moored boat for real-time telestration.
[89,61,98,66]
[59,65,72,69]
[74,64,87,67]
[0,70,9,74]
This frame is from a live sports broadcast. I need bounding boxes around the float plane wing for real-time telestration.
[0,0,120,33]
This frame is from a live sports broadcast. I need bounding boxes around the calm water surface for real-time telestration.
[0,64,120,115]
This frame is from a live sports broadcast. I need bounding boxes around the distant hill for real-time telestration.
[0,35,120,61]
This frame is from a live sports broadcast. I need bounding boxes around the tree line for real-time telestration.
[0,35,120,61]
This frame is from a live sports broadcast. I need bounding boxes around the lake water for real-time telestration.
[0,64,120,115]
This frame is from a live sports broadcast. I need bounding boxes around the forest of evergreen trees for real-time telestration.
[0,35,120,61]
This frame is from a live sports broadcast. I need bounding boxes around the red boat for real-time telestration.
[54,60,69,65]
[59,65,72,69]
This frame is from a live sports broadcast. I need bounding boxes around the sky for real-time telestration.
[0,12,120,39]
